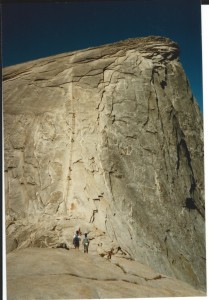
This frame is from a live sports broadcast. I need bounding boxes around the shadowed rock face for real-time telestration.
[3,36,205,291]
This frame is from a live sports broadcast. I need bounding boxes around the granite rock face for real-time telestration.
[3,36,205,290]
[7,248,205,299]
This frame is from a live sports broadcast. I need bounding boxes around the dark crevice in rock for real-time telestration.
[89,209,98,223]
[176,139,192,172]
[184,198,205,219]
[160,80,167,89]
[185,198,196,210]
[189,178,196,196]
[3,71,32,81]
[114,263,127,274]
[55,201,64,214]
[143,90,152,127]
[145,274,166,281]
[175,136,204,219]
[48,271,133,285]
[151,67,159,84]
[51,225,57,231]
[48,270,161,286]
[49,272,100,281]
[34,78,48,82]
[152,77,171,182]
[122,279,139,285]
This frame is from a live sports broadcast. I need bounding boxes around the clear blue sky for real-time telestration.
[1,0,203,111]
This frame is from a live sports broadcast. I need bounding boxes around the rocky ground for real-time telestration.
[7,247,205,299]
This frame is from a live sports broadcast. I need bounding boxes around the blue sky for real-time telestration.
[1,0,203,111]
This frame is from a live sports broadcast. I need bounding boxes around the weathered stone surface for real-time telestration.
[3,36,205,292]
[7,248,205,299]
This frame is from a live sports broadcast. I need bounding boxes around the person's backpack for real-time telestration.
[83,237,89,246]
[73,235,79,246]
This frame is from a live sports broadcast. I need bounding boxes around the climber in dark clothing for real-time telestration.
[73,230,80,249]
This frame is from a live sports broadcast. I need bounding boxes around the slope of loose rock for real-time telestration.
[7,248,205,300]
[3,36,205,291]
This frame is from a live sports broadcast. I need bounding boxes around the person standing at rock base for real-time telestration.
[82,233,89,253]
[73,230,80,249]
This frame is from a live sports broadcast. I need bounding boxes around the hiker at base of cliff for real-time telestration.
[73,230,81,249]
[82,233,89,253]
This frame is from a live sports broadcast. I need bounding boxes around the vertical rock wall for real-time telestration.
[3,37,205,289]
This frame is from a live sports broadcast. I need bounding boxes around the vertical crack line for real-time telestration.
[66,94,76,203]
[114,262,127,274]
[177,138,204,219]
[172,109,204,218]
[143,89,151,127]
[151,70,168,164]
[89,209,98,223]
